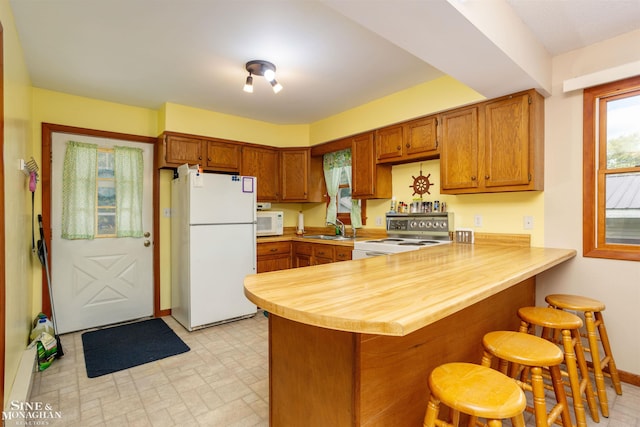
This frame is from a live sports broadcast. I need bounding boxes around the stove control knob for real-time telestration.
[418,221,425,228]
[441,222,448,229]
[426,221,432,228]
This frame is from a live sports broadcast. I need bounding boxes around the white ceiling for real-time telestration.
[10,0,640,125]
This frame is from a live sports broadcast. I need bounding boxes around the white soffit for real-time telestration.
[563,61,640,92]
[322,0,552,98]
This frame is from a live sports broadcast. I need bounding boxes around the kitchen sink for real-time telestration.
[302,234,354,241]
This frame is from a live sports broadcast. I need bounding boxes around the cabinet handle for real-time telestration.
[396,146,401,151]
[406,143,410,148]
[270,248,278,252]
[198,156,202,160]
[485,175,490,180]
[208,157,212,162]
[471,176,477,181]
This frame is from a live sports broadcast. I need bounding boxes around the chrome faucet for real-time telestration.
[327,218,346,237]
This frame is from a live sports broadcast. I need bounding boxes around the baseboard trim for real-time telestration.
[619,369,640,387]
[3,347,37,427]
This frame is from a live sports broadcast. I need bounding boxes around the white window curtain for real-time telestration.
[344,167,362,228]
[61,141,98,239]
[323,149,361,227]
[114,145,144,237]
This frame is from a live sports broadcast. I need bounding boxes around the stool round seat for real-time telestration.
[482,331,573,427]
[483,331,563,367]
[546,294,605,312]
[518,306,583,330]
[428,362,526,420]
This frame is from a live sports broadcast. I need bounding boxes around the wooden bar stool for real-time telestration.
[481,331,574,427]
[517,307,599,427]
[423,362,527,427]
[546,293,622,418]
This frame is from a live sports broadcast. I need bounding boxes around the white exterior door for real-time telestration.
[50,132,154,333]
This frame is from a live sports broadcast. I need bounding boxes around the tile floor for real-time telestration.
[29,311,640,426]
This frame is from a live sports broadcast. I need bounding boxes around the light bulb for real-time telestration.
[263,69,275,82]
[271,80,283,94]
[243,75,253,93]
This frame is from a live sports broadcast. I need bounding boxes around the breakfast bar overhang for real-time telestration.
[244,244,576,426]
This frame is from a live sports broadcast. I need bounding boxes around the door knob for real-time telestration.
[144,240,151,247]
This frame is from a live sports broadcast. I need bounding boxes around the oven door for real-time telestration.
[351,249,391,259]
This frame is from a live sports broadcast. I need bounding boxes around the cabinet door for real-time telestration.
[205,141,240,172]
[280,149,309,201]
[334,246,352,262]
[242,146,280,201]
[375,125,404,162]
[257,242,291,273]
[440,107,479,191]
[312,244,334,265]
[484,94,530,188]
[352,132,392,199]
[293,242,313,268]
[165,135,203,165]
[405,116,438,156]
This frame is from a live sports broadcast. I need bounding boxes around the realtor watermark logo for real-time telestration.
[2,400,62,425]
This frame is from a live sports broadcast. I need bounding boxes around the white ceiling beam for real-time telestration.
[322,0,552,98]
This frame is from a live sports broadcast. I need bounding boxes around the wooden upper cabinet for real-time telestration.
[375,125,404,162]
[163,134,204,166]
[280,148,324,202]
[440,106,480,191]
[405,116,438,157]
[376,116,439,164]
[440,89,544,194]
[241,145,280,202]
[280,149,310,201]
[352,132,392,199]
[159,132,239,173]
[205,140,240,172]
[483,92,541,190]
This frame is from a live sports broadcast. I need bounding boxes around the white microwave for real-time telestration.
[256,211,284,237]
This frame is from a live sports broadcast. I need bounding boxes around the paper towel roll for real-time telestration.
[297,211,304,233]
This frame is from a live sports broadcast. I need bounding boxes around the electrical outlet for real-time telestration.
[524,215,534,230]
[474,215,482,227]
[375,216,383,226]
[164,208,171,218]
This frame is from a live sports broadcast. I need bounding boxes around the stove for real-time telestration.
[352,213,454,259]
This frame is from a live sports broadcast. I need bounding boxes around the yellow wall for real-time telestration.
[2,0,36,406]
[161,102,309,147]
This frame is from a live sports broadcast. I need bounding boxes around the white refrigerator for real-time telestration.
[171,171,257,331]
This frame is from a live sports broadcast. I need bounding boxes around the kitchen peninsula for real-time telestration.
[244,243,576,426]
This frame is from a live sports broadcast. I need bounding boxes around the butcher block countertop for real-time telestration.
[244,244,576,336]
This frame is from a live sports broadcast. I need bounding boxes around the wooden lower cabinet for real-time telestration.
[268,277,535,426]
[334,246,352,262]
[293,242,353,267]
[257,241,291,273]
[293,242,312,268]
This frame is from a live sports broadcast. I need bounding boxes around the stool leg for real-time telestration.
[573,328,600,422]
[561,329,588,427]
[423,395,440,427]
[585,311,609,417]
[530,366,548,427]
[595,311,622,395]
[511,413,526,427]
[549,364,574,427]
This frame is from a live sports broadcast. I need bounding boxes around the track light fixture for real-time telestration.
[243,60,283,94]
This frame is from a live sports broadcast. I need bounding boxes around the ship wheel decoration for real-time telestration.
[410,164,432,196]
